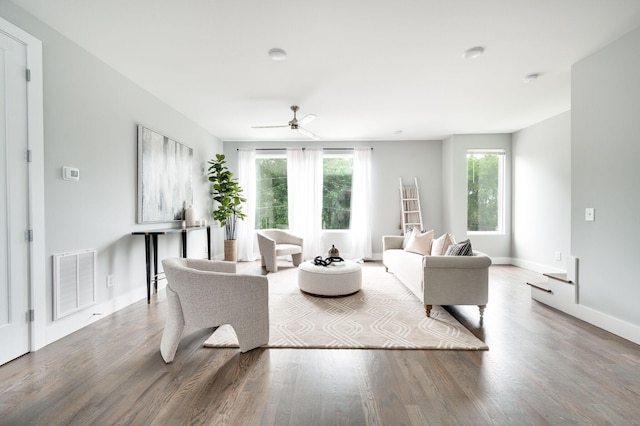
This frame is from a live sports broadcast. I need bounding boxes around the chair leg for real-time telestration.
[478,305,486,318]
[265,256,277,272]
[425,304,432,317]
[160,286,185,363]
[232,306,270,353]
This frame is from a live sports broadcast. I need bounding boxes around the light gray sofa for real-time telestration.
[382,235,491,318]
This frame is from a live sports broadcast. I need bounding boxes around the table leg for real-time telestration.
[152,234,159,293]
[182,230,187,258]
[144,235,151,304]
[207,226,211,260]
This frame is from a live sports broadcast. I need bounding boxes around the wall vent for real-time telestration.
[53,249,96,320]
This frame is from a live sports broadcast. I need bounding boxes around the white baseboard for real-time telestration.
[510,257,565,274]
[532,294,640,346]
[489,256,512,265]
[41,284,159,349]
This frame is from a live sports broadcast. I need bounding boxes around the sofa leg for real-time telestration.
[385,266,388,272]
[425,304,432,317]
[478,305,486,318]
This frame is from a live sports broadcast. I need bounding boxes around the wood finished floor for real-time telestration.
[1,263,639,425]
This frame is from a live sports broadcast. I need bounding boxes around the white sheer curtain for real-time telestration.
[288,147,323,259]
[236,149,258,261]
[350,147,372,261]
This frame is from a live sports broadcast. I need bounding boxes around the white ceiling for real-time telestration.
[10,0,640,142]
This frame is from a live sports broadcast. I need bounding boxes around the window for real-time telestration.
[255,153,353,230]
[255,156,288,229]
[467,149,505,233]
[322,156,353,230]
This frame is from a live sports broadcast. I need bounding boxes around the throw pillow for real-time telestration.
[431,233,454,255]
[445,239,473,256]
[404,229,434,255]
[401,227,415,248]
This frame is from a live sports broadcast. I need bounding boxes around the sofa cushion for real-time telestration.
[445,239,473,256]
[431,233,454,255]
[404,229,434,255]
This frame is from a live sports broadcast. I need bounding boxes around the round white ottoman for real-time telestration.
[298,259,362,297]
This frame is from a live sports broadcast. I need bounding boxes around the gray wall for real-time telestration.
[0,3,221,342]
[223,140,443,256]
[442,134,513,259]
[512,112,571,272]
[571,27,640,326]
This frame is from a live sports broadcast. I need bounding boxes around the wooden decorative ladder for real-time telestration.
[399,177,423,235]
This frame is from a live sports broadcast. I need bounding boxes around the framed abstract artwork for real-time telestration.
[137,125,193,223]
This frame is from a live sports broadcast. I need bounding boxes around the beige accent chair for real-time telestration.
[160,258,269,363]
[256,229,303,272]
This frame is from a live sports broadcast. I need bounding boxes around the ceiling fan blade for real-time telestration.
[298,113,317,126]
[298,126,320,141]
[251,125,288,129]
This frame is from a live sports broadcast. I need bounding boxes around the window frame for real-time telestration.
[322,153,353,231]
[255,152,288,230]
[466,149,506,235]
[253,151,355,232]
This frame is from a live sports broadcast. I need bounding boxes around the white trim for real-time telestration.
[532,289,640,346]
[0,17,46,350]
[488,256,513,265]
[510,257,565,274]
[45,285,158,345]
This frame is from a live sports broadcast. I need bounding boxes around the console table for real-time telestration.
[131,225,211,303]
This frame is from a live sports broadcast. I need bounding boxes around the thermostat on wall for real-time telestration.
[63,166,80,181]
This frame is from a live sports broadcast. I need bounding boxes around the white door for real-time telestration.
[0,30,31,365]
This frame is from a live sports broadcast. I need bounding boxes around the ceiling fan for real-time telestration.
[252,105,320,140]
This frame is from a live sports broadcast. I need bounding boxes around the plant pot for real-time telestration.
[224,239,237,262]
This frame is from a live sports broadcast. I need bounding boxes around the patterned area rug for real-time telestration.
[204,263,488,350]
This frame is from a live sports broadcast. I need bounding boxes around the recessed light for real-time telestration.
[462,46,485,59]
[523,73,540,83]
[268,48,287,61]
[394,130,403,135]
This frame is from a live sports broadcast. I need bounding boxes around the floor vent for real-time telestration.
[53,249,97,320]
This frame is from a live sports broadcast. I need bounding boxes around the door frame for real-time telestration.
[0,17,45,351]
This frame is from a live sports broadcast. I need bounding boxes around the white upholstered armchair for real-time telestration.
[256,229,303,272]
[160,258,269,363]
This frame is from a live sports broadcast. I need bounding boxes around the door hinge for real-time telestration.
[26,149,32,163]
[27,309,35,322]
[27,229,33,242]
[26,68,31,82]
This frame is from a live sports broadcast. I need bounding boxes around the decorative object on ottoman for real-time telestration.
[312,254,344,267]
[328,244,340,257]
[298,259,362,297]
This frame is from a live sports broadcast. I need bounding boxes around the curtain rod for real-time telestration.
[237,147,373,151]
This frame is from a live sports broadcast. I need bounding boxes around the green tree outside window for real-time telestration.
[467,151,504,232]
[254,155,354,230]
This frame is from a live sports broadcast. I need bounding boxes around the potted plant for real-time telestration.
[207,153,246,261]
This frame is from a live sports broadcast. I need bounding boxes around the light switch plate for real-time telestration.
[585,207,595,222]
[63,166,80,181]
